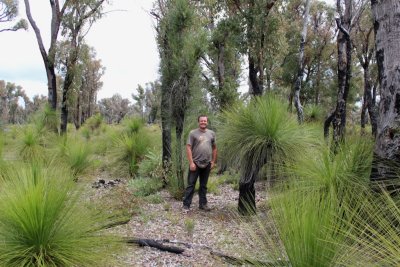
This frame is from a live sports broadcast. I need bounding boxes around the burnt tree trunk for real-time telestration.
[161,80,172,179]
[370,0,400,187]
[360,64,377,136]
[324,0,352,148]
[238,158,265,215]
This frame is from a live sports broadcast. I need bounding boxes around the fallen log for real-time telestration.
[126,238,185,254]
[126,238,288,265]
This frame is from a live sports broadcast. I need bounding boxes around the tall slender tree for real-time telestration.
[155,0,205,189]
[228,0,277,96]
[293,0,311,123]
[324,0,352,147]
[352,3,377,136]
[24,0,69,110]
[59,0,107,134]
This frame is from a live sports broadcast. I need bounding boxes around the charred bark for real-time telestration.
[325,1,352,147]
[127,239,184,254]
[238,159,263,215]
[370,0,400,188]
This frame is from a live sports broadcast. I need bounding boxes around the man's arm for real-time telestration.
[211,144,217,169]
[186,144,196,171]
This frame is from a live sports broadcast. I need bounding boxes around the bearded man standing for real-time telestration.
[182,115,217,212]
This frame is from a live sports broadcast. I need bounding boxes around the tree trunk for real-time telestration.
[293,0,311,124]
[238,159,263,215]
[75,91,82,130]
[361,64,378,136]
[238,181,256,215]
[161,81,172,183]
[248,55,262,96]
[175,113,185,192]
[24,0,62,110]
[370,0,400,187]
[325,0,352,147]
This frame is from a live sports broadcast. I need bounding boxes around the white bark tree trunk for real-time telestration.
[371,0,400,183]
[294,0,311,124]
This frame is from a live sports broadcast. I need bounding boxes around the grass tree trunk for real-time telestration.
[238,158,264,215]
[175,111,185,192]
[294,0,311,124]
[161,82,172,176]
[370,0,400,187]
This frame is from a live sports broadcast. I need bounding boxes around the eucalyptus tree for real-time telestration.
[66,44,105,129]
[370,0,400,185]
[198,0,241,111]
[58,0,107,134]
[0,81,29,124]
[307,1,336,105]
[156,0,205,189]
[77,45,104,127]
[324,0,353,147]
[0,0,27,32]
[293,0,311,123]
[227,0,278,96]
[23,0,68,110]
[144,81,161,124]
[98,94,131,124]
[352,2,377,136]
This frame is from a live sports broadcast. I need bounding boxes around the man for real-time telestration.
[182,115,217,212]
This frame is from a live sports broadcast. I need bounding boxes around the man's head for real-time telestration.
[198,115,208,130]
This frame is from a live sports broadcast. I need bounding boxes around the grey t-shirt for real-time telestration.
[187,128,216,168]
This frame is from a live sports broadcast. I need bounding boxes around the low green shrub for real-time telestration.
[138,150,163,179]
[128,177,163,197]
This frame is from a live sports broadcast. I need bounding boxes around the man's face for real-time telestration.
[198,116,208,130]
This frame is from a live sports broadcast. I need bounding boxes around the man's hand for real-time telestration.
[189,162,196,171]
[211,161,215,169]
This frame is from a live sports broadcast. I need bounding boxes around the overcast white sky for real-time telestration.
[0,0,335,101]
[0,0,158,100]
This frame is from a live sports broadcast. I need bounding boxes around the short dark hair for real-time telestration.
[198,115,208,122]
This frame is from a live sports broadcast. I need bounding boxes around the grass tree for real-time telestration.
[219,94,319,214]
[156,0,205,192]
[110,117,151,177]
[0,163,120,266]
[270,137,373,266]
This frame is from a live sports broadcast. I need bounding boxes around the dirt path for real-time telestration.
[97,180,268,266]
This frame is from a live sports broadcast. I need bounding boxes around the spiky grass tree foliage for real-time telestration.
[84,113,104,132]
[338,190,400,266]
[123,116,144,136]
[111,131,151,178]
[17,126,47,164]
[304,104,324,122]
[219,95,319,214]
[0,163,119,267]
[269,138,374,266]
[32,104,59,134]
[55,136,93,178]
